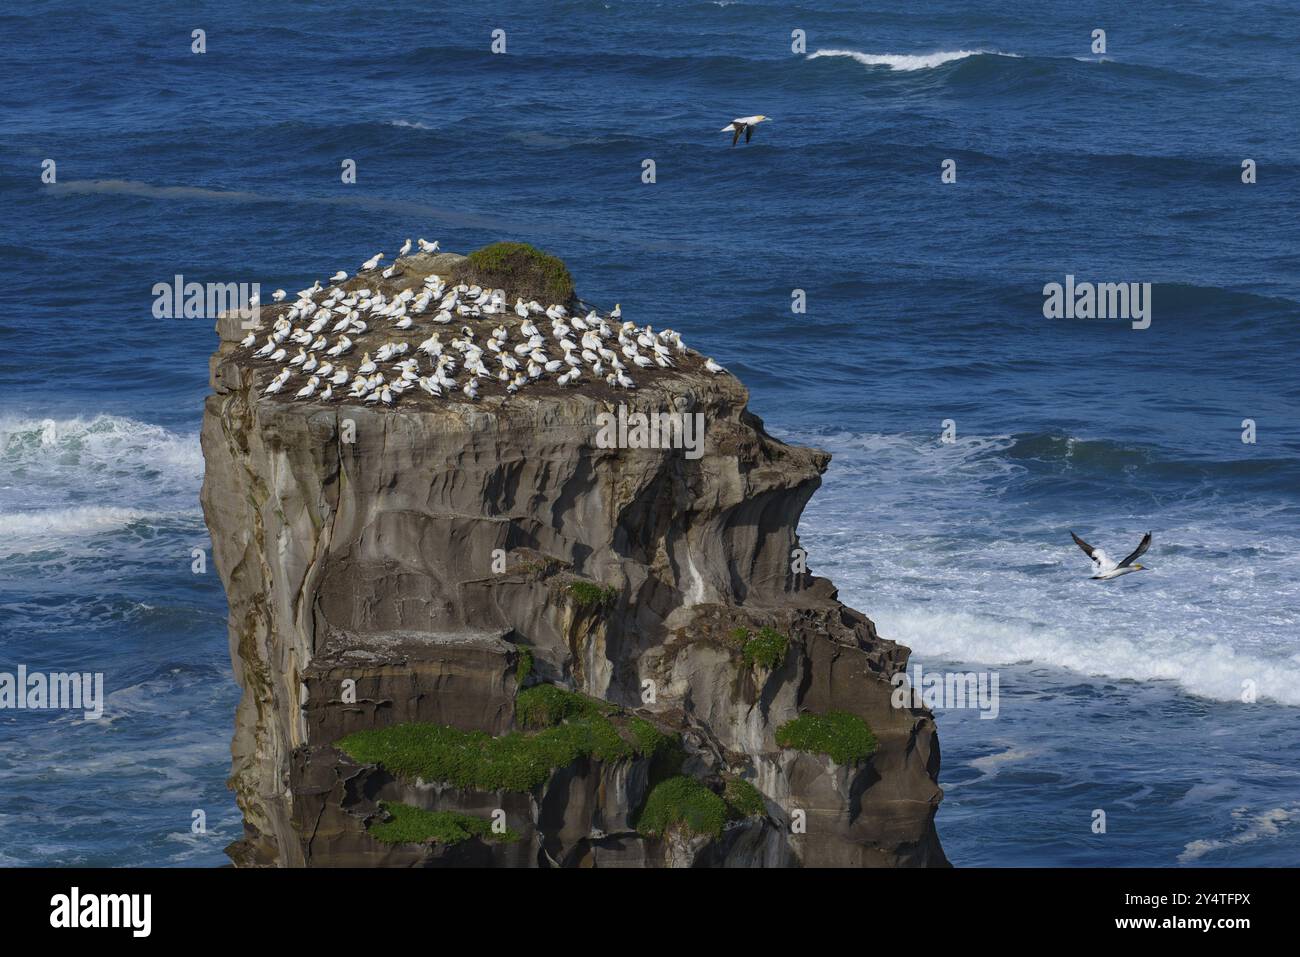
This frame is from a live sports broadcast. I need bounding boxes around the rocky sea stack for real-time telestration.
[200,246,947,867]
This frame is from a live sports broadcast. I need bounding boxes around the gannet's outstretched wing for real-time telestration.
[1119,532,1152,568]
[1071,531,1115,572]
[1070,531,1098,560]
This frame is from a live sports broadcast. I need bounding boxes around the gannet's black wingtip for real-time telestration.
[1120,532,1152,568]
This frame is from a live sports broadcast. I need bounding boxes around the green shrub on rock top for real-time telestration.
[775,711,877,765]
[452,241,575,305]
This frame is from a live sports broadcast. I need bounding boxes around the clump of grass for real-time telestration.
[568,580,617,611]
[723,778,765,819]
[742,626,789,671]
[635,776,727,839]
[368,801,519,845]
[514,647,534,687]
[338,711,632,793]
[515,684,612,730]
[451,241,575,305]
[628,716,686,781]
[775,711,878,765]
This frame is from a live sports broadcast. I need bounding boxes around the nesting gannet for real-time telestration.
[704,357,726,374]
[1070,531,1152,581]
[398,238,412,257]
[330,271,348,283]
[721,115,769,146]
[418,238,439,253]
[272,288,287,302]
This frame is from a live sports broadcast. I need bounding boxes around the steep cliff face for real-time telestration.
[201,252,947,867]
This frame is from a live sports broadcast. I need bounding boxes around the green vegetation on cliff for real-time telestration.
[775,710,878,765]
[515,684,614,729]
[339,685,677,793]
[723,778,766,819]
[636,776,727,839]
[567,579,617,611]
[451,241,575,305]
[740,626,789,670]
[514,646,534,687]
[368,801,519,845]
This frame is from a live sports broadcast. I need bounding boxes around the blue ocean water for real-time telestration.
[2,0,1298,866]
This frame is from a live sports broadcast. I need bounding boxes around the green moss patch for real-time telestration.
[723,778,765,819]
[636,776,727,839]
[339,686,678,793]
[515,684,613,730]
[741,626,789,670]
[338,716,631,792]
[514,647,534,687]
[368,801,519,845]
[567,580,617,611]
[451,241,575,305]
[775,711,878,765]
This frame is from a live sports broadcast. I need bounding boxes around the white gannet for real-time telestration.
[330,270,348,283]
[418,238,439,253]
[272,288,287,302]
[1071,531,1152,581]
[295,376,320,399]
[721,114,769,147]
[362,253,384,271]
[263,370,290,395]
[704,357,726,374]
[398,238,412,257]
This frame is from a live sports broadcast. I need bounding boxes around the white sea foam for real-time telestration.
[880,606,1300,707]
[1178,804,1300,862]
[807,48,1018,72]
[0,414,202,554]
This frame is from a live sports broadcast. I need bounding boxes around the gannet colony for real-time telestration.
[239,239,729,407]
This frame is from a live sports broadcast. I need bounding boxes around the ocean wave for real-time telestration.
[883,606,1300,706]
[0,506,177,540]
[0,415,202,554]
[806,48,1018,72]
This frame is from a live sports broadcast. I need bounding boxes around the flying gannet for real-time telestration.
[721,115,769,146]
[1070,531,1152,580]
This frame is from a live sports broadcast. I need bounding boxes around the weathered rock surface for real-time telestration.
[201,252,947,867]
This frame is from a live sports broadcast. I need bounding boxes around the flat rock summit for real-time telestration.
[200,246,947,867]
